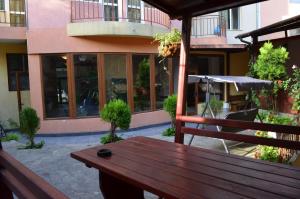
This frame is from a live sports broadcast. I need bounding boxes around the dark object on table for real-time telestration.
[97,149,112,158]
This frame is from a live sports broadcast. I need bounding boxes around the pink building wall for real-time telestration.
[27,0,171,134]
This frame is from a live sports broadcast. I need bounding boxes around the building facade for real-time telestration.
[0,0,298,134]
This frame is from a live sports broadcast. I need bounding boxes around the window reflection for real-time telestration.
[42,55,69,118]
[74,54,99,117]
[133,55,150,112]
[155,57,170,109]
[104,54,127,103]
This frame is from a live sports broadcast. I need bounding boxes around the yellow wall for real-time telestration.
[229,51,250,96]
[0,43,30,129]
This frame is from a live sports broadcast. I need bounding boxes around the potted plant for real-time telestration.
[19,107,44,149]
[154,29,181,58]
[250,42,288,112]
[100,99,131,144]
[162,95,177,136]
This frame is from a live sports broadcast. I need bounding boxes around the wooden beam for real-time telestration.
[175,15,192,144]
[16,72,22,114]
[150,54,156,111]
[126,53,134,113]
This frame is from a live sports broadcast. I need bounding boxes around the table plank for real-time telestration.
[71,136,300,199]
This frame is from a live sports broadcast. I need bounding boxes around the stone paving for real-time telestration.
[2,124,257,199]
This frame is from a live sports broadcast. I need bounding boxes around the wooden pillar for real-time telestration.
[16,72,22,114]
[175,15,192,144]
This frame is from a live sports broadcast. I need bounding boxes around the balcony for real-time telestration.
[68,0,171,38]
[0,0,26,41]
[191,15,227,45]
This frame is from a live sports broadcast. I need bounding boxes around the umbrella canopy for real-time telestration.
[188,75,273,92]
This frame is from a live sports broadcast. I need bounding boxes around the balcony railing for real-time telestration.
[71,0,170,29]
[0,0,26,27]
[191,15,226,37]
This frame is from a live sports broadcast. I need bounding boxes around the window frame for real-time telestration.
[0,0,5,11]
[40,53,173,120]
[6,53,29,92]
[227,7,240,30]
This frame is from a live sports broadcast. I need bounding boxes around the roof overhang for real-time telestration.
[236,14,300,39]
[142,0,267,19]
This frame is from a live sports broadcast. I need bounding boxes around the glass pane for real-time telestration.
[155,57,170,109]
[104,54,127,103]
[9,0,25,12]
[231,8,239,29]
[74,54,99,117]
[6,54,29,91]
[128,8,141,23]
[10,14,26,26]
[0,0,4,10]
[42,55,69,118]
[133,55,150,112]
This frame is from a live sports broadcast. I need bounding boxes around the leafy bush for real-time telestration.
[252,42,288,81]
[162,127,175,137]
[209,96,223,116]
[19,107,44,149]
[0,133,20,142]
[100,99,131,144]
[163,95,177,128]
[100,134,123,144]
[283,65,300,112]
[255,131,280,163]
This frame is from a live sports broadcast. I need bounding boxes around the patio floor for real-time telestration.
[2,124,257,199]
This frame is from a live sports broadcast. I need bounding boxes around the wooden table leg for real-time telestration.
[99,171,144,199]
[0,179,13,199]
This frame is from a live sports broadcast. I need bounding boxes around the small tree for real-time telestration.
[251,42,289,112]
[19,107,43,149]
[100,99,131,144]
[162,95,177,136]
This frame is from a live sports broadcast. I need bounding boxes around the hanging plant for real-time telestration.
[154,29,181,58]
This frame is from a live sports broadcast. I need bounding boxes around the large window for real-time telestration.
[133,55,150,112]
[128,0,141,23]
[9,0,26,26]
[42,55,69,118]
[226,8,240,30]
[104,54,127,103]
[74,54,99,117]
[6,54,29,91]
[104,0,118,21]
[155,57,170,109]
[0,0,4,10]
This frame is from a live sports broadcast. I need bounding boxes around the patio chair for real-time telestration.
[189,108,258,154]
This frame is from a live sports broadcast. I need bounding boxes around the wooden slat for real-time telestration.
[0,151,69,199]
[182,127,300,150]
[177,115,300,135]
[71,137,300,199]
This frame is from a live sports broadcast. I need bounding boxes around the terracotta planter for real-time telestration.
[161,42,180,58]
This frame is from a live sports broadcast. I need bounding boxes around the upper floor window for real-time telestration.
[128,0,141,23]
[0,0,5,10]
[6,54,29,91]
[226,7,240,30]
[104,0,118,21]
[290,0,300,3]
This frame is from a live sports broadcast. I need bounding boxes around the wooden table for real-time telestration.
[71,136,300,199]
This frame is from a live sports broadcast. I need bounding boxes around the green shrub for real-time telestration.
[163,95,177,128]
[209,96,223,116]
[259,145,280,163]
[100,134,124,144]
[0,133,20,142]
[252,42,288,81]
[19,107,44,149]
[162,127,175,136]
[100,99,131,144]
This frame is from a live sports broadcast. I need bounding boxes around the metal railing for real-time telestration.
[0,0,26,27]
[191,15,226,37]
[70,0,171,29]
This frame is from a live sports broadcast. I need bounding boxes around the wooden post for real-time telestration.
[16,72,22,114]
[175,16,192,144]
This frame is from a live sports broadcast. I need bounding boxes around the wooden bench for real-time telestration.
[71,136,300,199]
[0,142,69,199]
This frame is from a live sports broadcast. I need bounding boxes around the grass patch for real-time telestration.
[162,128,175,136]
[1,133,20,142]
[100,134,124,144]
[18,141,45,150]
